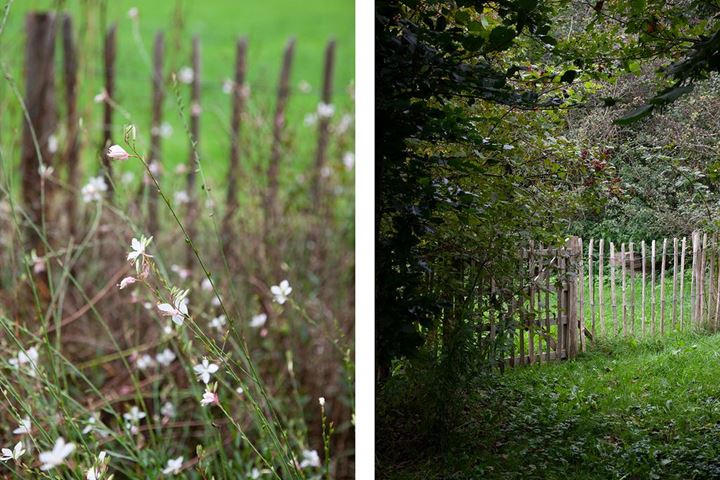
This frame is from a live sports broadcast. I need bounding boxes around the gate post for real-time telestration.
[566,236,581,358]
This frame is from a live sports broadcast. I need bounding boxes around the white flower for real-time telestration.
[155,348,176,367]
[161,401,176,418]
[148,161,161,175]
[121,171,135,185]
[123,406,146,423]
[127,236,153,264]
[191,102,202,116]
[39,437,75,471]
[128,7,138,19]
[107,144,129,160]
[317,102,335,119]
[118,276,137,290]
[236,386,244,395]
[158,291,189,326]
[251,467,269,479]
[47,134,58,154]
[82,414,109,438]
[151,121,173,138]
[200,387,218,407]
[12,416,31,435]
[162,456,184,475]
[319,397,325,407]
[270,280,292,304]
[300,449,321,468]
[170,264,191,279]
[81,176,108,203]
[304,113,318,126]
[86,451,108,480]
[1,441,25,462]
[321,166,332,178]
[335,113,353,135]
[201,278,213,291]
[298,80,311,93]
[250,313,267,328]
[178,66,194,84]
[343,152,355,170]
[222,78,234,94]
[136,354,154,370]
[503,144,515,150]
[193,358,219,384]
[94,89,108,103]
[209,315,226,331]
[173,190,190,205]
[175,164,188,174]
[39,164,54,179]
[211,294,222,307]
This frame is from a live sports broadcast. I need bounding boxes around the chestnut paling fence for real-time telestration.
[500,232,718,367]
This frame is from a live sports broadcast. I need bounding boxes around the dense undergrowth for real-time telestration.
[378,331,720,479]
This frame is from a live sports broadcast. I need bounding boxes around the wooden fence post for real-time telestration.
[599,239,605,336]
[691,232,698,327]
[610,242,617,334]
[630,242,636,336]
[226,37,248,214]
[651,239,656,335]
[672,238,678,329]
[660,238,667,334]
[186,35,201,267]
[621,242,627,335]
[101,24,116,197]
[21,12,58,254]
[588,238,595,338]
[680,236,687,329]
[147,31,165,236]
[62,15,80,240]
[641,240,646,335]
[567,237,580,358]
[265,38,296,237]
[311,39,336,210]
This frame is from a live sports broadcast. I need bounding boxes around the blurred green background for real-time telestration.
[0,0,354,194]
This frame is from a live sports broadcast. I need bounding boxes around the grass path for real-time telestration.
[384,331,720,479]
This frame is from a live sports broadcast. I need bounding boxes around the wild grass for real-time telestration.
[0,1,354,478]
[378,329,720,479]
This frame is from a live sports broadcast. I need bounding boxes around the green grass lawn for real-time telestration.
[0,0,354,192]
[381,331,720,479]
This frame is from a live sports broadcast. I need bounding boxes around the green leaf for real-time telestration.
[488,25,516,51]
[614,104,654,125]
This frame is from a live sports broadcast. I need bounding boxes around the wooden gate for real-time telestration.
[508,237,583,366]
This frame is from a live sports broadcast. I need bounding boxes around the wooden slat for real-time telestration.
[630,242,636,336]
[641,240,646,335]
[610,242,617,335]
[578,238,586,352]
[621,243,627,336]
[660,238,667,334]
[588,238,595,338]
[691,232,698,327]
[651,239,656,336]
[672,238,678,329]
[599,239,605,336]
[680,237,686,329]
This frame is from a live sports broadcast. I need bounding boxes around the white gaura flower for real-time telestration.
[155,348,176,367]
[250,313,267,328]
[127,7,139,19]
[86,451,108,480]
[300,449,321,468]
[127,236,153,263]
[118,276,137,290]
[12,416,31,435]
[173,190,190,206]
[200,387,219,407]
[39,163,54,179]
[222,78,234,94]
[193,358,219,384]
[48,134,58,154]
[319,397,325,407]
[107,144,129,161]
[335,113,353,135]
[82,414,110,438]
[136,354,154,370]
[123,406,146,424]
[270,280,292,304]
[158,290,190,326]
[160,402,176,418]
[236,386,244,396]
[317,102,335,119]
[9,346,40,377]
[39,437,75,471]
[298,80,311,93]
[0,441,25,462]
[81,176,108,203]
[94,89,108,103]
[304,113,318,126]
[162,456,184,475]
[208,315,226,331]
[170,264,191,279]
[201,278,213,291]
[178,66,194,84]
[343,151,355,171]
